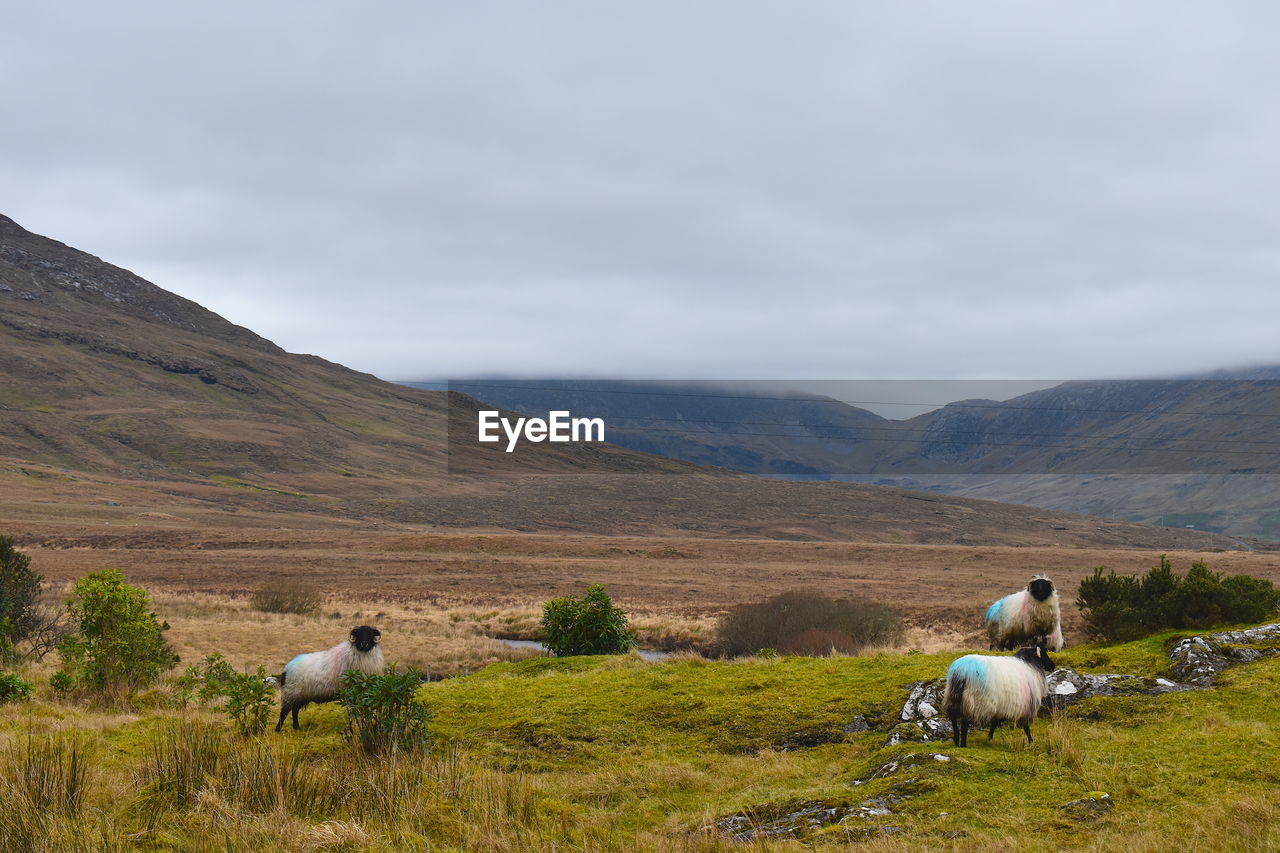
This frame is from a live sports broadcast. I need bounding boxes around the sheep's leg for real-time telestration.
[291,707,301,730]
[1022,724,1032,744]
[959,719,970,748]
[988,722,999,741]
[275,704,290,733]
[949,716,961,747]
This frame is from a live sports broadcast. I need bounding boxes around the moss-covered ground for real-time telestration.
[3,631,1279,851]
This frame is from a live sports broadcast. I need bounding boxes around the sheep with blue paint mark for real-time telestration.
[276,625,384,732]
[942,637,1055,747]
[985,575,1064,651]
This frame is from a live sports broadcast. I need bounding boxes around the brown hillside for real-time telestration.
[0,212,1253,548]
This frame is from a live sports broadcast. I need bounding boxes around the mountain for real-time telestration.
[437,378,1280,538]
[0,214,704,492]
[0,213,1251,548]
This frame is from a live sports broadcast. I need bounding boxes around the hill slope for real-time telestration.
[453,379,1280,537]
[0,213,1249,547]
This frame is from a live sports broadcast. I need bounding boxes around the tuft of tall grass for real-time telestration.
[0,734,90,851]
[249,580,322,615]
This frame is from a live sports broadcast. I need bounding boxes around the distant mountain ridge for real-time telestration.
[436,378,1280,537]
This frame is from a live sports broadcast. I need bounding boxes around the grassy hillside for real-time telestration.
[4,625,1278,851]
[4,213,1253,547]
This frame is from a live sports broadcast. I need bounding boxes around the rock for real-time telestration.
[899,679,946,721]
[843,715,870,734]
[852,752,952,786]
[889,679,953,744]
[1060,792,1114,819]
[1168,623,1280,686]
[719,754,955,841]
[1169,637,1235,686]
[1044,668,1193,710]
[716,795,901,842]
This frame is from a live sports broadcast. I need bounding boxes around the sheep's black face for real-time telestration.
[350,625,381,653]
[1016,641,1056,673]
[1028,577,1055,601]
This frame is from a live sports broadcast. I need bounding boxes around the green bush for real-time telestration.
[0,672,33,703]
[1078,555,1280,641]
[339,666,432,756]
[541,584,637,657]
[716,590,902,658]
[173,653,274,735]
[48,671,75,695]
[0,536,41,647]
[221,667,276,737]
[57,569,178,695]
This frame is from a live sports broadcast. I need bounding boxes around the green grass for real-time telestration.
[3,632,1280,849]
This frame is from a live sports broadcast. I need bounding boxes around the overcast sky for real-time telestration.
[4,3,1279,387]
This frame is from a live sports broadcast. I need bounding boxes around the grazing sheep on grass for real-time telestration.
[276,625,383,732]
[942,637,1055,747]
[985,575,1064,651]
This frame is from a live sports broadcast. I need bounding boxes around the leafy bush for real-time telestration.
[0,672,33,703]
[716,590,902,658]
[0,536,41,648]
[48,671,75,695]
[221,667,277,737]
[541,584,637,657]
[57,569,178,695]
[1078,555,1280,641]
[340,667,432,756]
[170,653,274,735]
[250,580,322,615]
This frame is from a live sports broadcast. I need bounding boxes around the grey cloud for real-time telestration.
[3,2,1279,382]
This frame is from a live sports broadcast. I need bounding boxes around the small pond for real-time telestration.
[496,638,671,662]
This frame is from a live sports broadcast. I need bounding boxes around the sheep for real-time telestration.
[275,625,383,732]
[942,637,1055,747]
[984,575,1064,651]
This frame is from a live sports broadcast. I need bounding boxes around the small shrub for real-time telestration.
[250,580,322,615]
[58,569,178,695]
[49,671,76,694]
[193,652,238,702]
[172,653,275,735]
[716,590,902,658]
[0,672,33,703]
[340,666,432,756]
[1078,555,1280,641]
[541,584,637,657]
[222,667,277,737]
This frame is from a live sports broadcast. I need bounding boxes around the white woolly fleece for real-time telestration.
[942,654,1049,728]
[281,640,385,706]
[985,588,1064,651]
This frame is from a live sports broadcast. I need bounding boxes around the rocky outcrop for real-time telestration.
[1169,623,1280,686]
[715,753,953,841]
[890,668,1197,744]
[1044,668,1192,709]
[889,622,1280,742]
